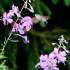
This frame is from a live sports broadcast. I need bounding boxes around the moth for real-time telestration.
[32,14,50,24]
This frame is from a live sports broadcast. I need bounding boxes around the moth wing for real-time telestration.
[32,17,40,24]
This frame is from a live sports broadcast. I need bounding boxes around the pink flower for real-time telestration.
[22,36,29,43]
[35,54,58,70]
[2,12,13,25]
[39,55,48,68]
[49,52,56,59]
[53,48,67,64]
[11,5,20,17]
[20,16,33,31]
[12,23,24,34]
[8,10,14,17]
[13,34,29,43]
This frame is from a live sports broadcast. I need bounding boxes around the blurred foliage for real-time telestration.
[0,0,70,70]
[63,0,70,7]
[51,0,70,6]
[51,0,59,5]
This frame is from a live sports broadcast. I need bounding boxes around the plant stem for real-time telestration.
[1,3,25,55]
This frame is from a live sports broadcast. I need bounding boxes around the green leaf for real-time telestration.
[32,1,36,9]
[3,0,14,6]
[35,2,46,28]
[0,3,5,14]
[0,55,8,60]
[0,65,12,70]
[51,0,59,5]
[35,2,43,15]
[39,22,46,28]
[67,55,70,70]
[40,2,52,16]
[28,51,38,70]
[63,0,70,7]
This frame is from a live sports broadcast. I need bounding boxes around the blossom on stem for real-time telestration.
[20,16,33,31]
[12,23,25,34]
[35,54,58,70]
[21,36,29,43]
[12,16,32,43]
[2,12,13,25]
[52,48,67,64]
[13,34,29,43]
[8,10,14,17]
[11,4,21,17]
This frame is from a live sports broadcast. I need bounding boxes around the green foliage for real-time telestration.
[0,3,5,14]
[51,0,70,7]
[63,0,70,7]
[67,55,70,70]
[0,0,15,14]
[0,65,12,70]
[28,51,37,70]
[0,55,11,70]
[51,0,59,5]
[32,0,52,16]
[40,2,52,16]
[0,55,7,60]
[39,22,46,28]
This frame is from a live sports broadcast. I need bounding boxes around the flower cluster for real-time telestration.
[11,16,33,43]
[2,5,20,25]
[11,16,33,34]
[35,35,69,70]
[2,0,34,25]
[1,0,34,43]
[0,0,34,69]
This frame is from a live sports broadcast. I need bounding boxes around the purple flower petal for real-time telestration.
[7,18,13,23]
[49,52,55,59]
[59,51,67,56]
[18,29,25,34]
[39,55,48,61]
[53,48,58,54]
[12,4,20,17]
[22,36,29,43]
